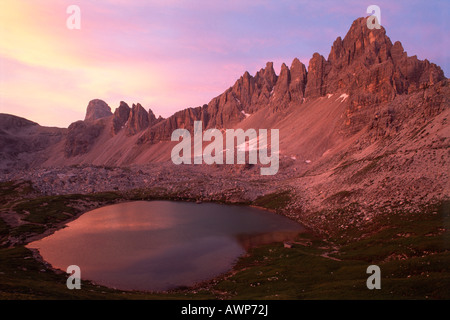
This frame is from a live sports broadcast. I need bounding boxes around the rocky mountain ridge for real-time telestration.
[0,17,447,170]
[76,17,445,148]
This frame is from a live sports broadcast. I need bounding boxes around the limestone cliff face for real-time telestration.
[125,103,149,136]
[111,101,131,135]
[288,58,308,105]
[138,61,302,143]
[138,17,446,144]
[305,53,329,99]
[111,101,162,136]
[66,100,112,157]
[305,17,445,106]
[65,120,103,157]
[269,63,291,110]
[137,106,206,144]
[148,109,164,127]
[47,17,450,160]
[84,99,112,122]
[206,61,279,127]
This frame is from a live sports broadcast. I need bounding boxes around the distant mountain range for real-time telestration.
[0,17,448,173]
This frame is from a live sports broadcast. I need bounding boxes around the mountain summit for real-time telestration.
[84,99,113,122]
[306,17,445,104]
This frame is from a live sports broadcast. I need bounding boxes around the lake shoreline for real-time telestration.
[2,181,448,299]
[25,199,307,293]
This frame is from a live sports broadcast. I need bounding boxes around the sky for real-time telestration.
[0,0,448,128]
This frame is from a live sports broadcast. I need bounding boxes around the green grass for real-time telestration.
[336,202,450,260]
[212,201,450,299]
[214,240,391,299]
[2,192,122,243]
[1,179,449,300]
[9,224,47,238]
[12,193,120,226]
[0,181,35,198]
[253,191,292,211]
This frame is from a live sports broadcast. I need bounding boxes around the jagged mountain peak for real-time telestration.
[68,15,442,159]
[84,99,113,122]
[81,17,446,147]
[306,16,445,104]
[330,16,392,64]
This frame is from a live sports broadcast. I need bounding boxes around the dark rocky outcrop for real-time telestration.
[305,53,329,98]
[125,103,149,136]
[65,121,103,157]
[289,58,308,104]
[305,17,445,106]
[0,114,38,130]
[112,101,131,135]
[0,114,65,169]
[84,99,112,122]
[138,61,285,143]
[148,109,164,128]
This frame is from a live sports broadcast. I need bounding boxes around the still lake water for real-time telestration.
[27,201,305,291]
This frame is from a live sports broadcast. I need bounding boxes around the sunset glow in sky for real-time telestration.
[1,0,448,127]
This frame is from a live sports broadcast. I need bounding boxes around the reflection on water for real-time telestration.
[235,231,302,250]
[27,201,305,291]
